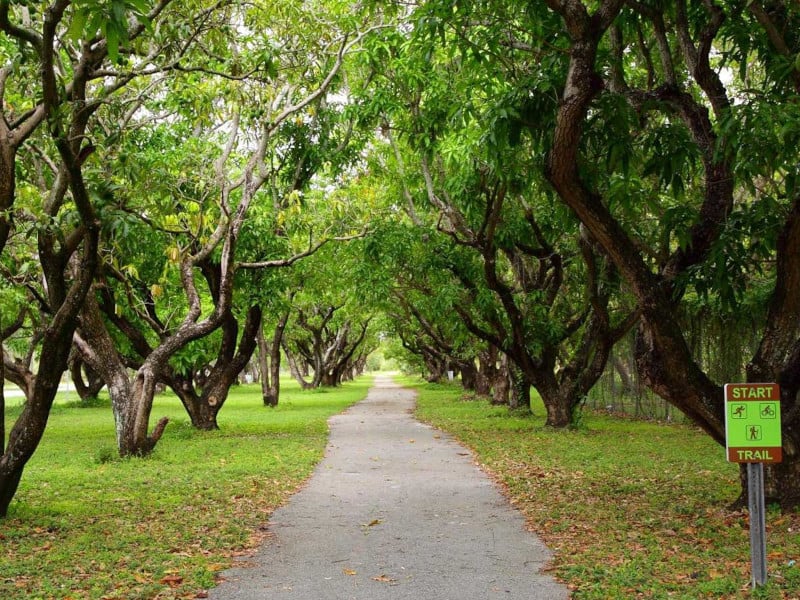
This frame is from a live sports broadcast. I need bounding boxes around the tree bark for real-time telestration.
[258,311,288,407]
[75,293,170,456]
[175,380,222,431]
[459,361,478,391]
[0,264,95,514]
[69,354,105,400]
[423,354,447,383]
[0,348,5,454]
[475,347,500,397]
[612,354,635,396]
[0,146,15,255]
[283,341,315,389]
[542,0,800,505]
[508,365,530,411]
[173,306,262,430]
[491,362,510,405]
[2,353,35,401]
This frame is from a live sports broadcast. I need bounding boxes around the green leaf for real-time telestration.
[106,24,120,64]
[67,8,89,42]
[112,0,127,23]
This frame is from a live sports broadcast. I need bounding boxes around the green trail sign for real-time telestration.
[724,383,782,463]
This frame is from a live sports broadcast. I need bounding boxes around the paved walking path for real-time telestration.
[208,375,569,600]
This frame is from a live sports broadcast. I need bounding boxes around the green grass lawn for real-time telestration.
[408,378,800,600]
[1,377,372,599]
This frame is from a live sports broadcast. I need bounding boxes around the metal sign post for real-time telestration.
[724,383,782,589]
[747,463,767,587]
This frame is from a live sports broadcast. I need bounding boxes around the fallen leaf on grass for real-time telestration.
[160,575,184,587]
[14,577,32,588]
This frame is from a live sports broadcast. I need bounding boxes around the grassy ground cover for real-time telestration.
[1,377,371,599]
[408,378,800,600]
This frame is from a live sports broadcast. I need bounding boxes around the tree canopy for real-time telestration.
[3,0,800,514]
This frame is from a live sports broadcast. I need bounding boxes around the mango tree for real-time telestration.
[416,0,800,504]
[0,0,177,517]
[537,0,800,505]
[359,23,636,425]
[281,238,380,388]
[72,1,383,444]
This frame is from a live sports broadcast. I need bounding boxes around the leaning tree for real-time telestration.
[72,2,382,451]
[539,0,800,505]
[357,25,637,425]
[410,0,800,505]
[0,0,177,517]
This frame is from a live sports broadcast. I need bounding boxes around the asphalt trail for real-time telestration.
[208,375,569,600]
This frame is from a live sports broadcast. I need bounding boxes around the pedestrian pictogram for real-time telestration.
[748,425,761,441]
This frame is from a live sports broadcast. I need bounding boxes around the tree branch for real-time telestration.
[237,231,367,269]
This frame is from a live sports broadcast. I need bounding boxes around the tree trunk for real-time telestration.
[0,320,78,515]
[178,386,222,431]
[116,375,168,457]
[257,313,287,407]
[541,389,574,428]
[69,354,104,400]
[460,361,478,391]
[474,370,491,396]
[1,205,98,515]
[0,466,22,518]
[175,307,262,429]
[612,354,635,396]
[2,353,35,401]
[544,401,573,428]
[257,326,270,397]
[508,366,531,411]
[76,294,169,457]
[475,348,498,397]
[423,354,447,382]
[321,370,338,387]
[165,373,216,431]
[491,375,510,405]
[764,460,800,508]
[1,355,4,454]
[267,335,283,405]
[283,341,314,389]
[491,354,510,405]
[0,146,15,254]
